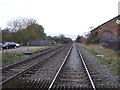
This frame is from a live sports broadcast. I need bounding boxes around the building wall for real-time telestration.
[91,16,119,38]
[90,15,120,51]
[97,17,119,38]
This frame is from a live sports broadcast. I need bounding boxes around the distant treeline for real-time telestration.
[75,32,100,44]
[1,17,72,45]
[47,34,72,44]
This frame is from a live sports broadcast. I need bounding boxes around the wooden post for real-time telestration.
[27,42,29,50]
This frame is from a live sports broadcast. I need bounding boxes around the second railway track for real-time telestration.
[1,44,69,85]
[1,45,64,71]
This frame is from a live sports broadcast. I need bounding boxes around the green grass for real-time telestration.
[86,48,98,56]
[1,47,48,63]
[81,44,119,75]
[27,48,44,53]
[1,53,24,62]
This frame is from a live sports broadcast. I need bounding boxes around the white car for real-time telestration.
[15,43,20,47]
[12,42,20,48]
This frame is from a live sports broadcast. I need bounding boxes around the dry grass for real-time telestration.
[80,43,119,75]
[82,44,118,60]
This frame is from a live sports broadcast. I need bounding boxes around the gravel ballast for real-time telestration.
[29,44,71,81]
[77,43,119,86]
[55,43,90,87]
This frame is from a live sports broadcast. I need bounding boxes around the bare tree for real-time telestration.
[59,34,65,38]
[7,17,37,32]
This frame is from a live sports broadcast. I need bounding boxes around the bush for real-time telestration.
[85,32,100,44]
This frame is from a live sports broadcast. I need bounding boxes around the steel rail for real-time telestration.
[1,45,64,71]
[1,46,65,85]
[48,46,73,90]
[77,48,96,90]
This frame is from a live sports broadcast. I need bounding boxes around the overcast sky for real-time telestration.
[0,0,119,40]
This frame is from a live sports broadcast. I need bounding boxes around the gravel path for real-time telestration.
[77,43,119,86]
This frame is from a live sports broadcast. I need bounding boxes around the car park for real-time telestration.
[2,42,20,49]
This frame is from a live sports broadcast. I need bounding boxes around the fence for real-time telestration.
[101,37,120,51]
[28,40,56,46]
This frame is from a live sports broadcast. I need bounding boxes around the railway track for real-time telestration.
[1,44,68,85]
[48,43,95,89]
[2,43,119,89]
[48,43,119,89]
[1,45,63,71]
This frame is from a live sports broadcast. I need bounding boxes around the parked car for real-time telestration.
[2,42,20,49]
[11,42,20,47]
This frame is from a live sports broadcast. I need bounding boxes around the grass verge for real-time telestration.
[1,53,24,62]
[80,43,119,75]
[27,48,45,53]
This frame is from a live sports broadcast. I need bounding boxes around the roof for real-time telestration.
[91,15,120,32]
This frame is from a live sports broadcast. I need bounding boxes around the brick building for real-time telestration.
[90,15,120,51]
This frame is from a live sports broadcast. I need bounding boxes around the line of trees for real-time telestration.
[2,18,46,45]
[47,34,72,44]
[1,17,72,45]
